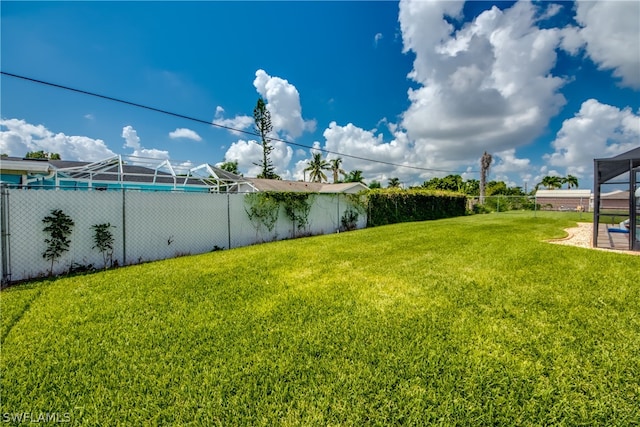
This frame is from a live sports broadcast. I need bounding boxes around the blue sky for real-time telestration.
[1,0,639,190]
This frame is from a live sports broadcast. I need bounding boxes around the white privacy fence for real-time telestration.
[0,187,366,284]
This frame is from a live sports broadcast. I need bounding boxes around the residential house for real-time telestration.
[535,189,592,211]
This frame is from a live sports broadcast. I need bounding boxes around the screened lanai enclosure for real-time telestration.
[593,147,640,252]
[9,155,253,193]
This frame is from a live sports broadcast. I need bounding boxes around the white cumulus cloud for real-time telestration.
[169,128,202,142]
[122,125,141,150]
[0,118,115,161]
[253,69,316,139]
[224,138,293,179]
[545,99,640,178]
[129,148,169,161]
[574,0,640,89]
[322,121,418,183]
[222,69,314,176]
[398,0,567,168]
[493,149,531,174]
[121,125,170,161]
[213,106,253,136]
[492,149,533,187]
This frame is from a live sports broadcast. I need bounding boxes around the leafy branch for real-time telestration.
[245,193,280,235]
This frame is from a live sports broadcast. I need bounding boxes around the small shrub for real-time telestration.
[341,208,359,231]
[42,209,75,276]
[68,262,95,275]
[472,204,492,214]
[92,223,115,269]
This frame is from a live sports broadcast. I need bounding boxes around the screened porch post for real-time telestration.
[593,158,600,248]
[631,163,638,251]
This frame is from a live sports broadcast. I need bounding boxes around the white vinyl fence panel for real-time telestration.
[124,192,229,264]
[1,189,366,283]
[7,189,123,280]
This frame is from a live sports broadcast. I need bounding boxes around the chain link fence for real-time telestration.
[469,195,592,217]
[0,187,365,284]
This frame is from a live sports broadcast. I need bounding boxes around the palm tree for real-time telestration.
[539,175,563,190]
[562,175,579,189]
[304,153,330,182]
[345,170,365,183]
[479,151,492,204]
[329,157,346,183]
[388,177,401,188]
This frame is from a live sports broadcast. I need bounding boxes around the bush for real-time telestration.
[366,189,466,227]
[340,208,359,231]
[42,209,74,275]
[92,223,115,269]
[472,203,492,214]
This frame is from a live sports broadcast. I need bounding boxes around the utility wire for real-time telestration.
[1,71,476,174]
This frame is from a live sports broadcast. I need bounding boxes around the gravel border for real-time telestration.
[547,222,639,255]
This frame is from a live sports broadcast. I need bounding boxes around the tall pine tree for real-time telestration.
[253,97,280,179]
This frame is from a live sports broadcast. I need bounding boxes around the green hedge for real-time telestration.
[366,189,467,227]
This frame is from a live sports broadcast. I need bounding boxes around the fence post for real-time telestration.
[1,185,11,286]
[122,188,127,265]
[227,192,231,249]
[337,194,340,232]
[579,197,583,220]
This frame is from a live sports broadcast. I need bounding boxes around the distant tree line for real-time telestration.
[25,151,61,160]
[420,175,526,196]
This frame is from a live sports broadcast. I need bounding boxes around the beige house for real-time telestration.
[535,189,593,211]
[600,190,631,211]
[239,178,368,194]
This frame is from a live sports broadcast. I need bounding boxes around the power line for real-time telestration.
[1,71,475,174]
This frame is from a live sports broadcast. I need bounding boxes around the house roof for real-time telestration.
[595,146,640,183]
[246,178,368,193]
[601,190,630,200]
[535,189,592,198]
[1,157,53,173]
[206,166,244,182]
[318,182,369,193]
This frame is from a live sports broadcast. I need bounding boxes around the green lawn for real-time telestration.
[1,212,638,425]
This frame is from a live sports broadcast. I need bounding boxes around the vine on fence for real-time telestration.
[244,191,316,237]
[42,209,75,275]
[345,192,368,215]
[244,193,280,234]
[275,192,314,231]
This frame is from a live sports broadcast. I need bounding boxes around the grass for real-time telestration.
[1,212,639,425]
